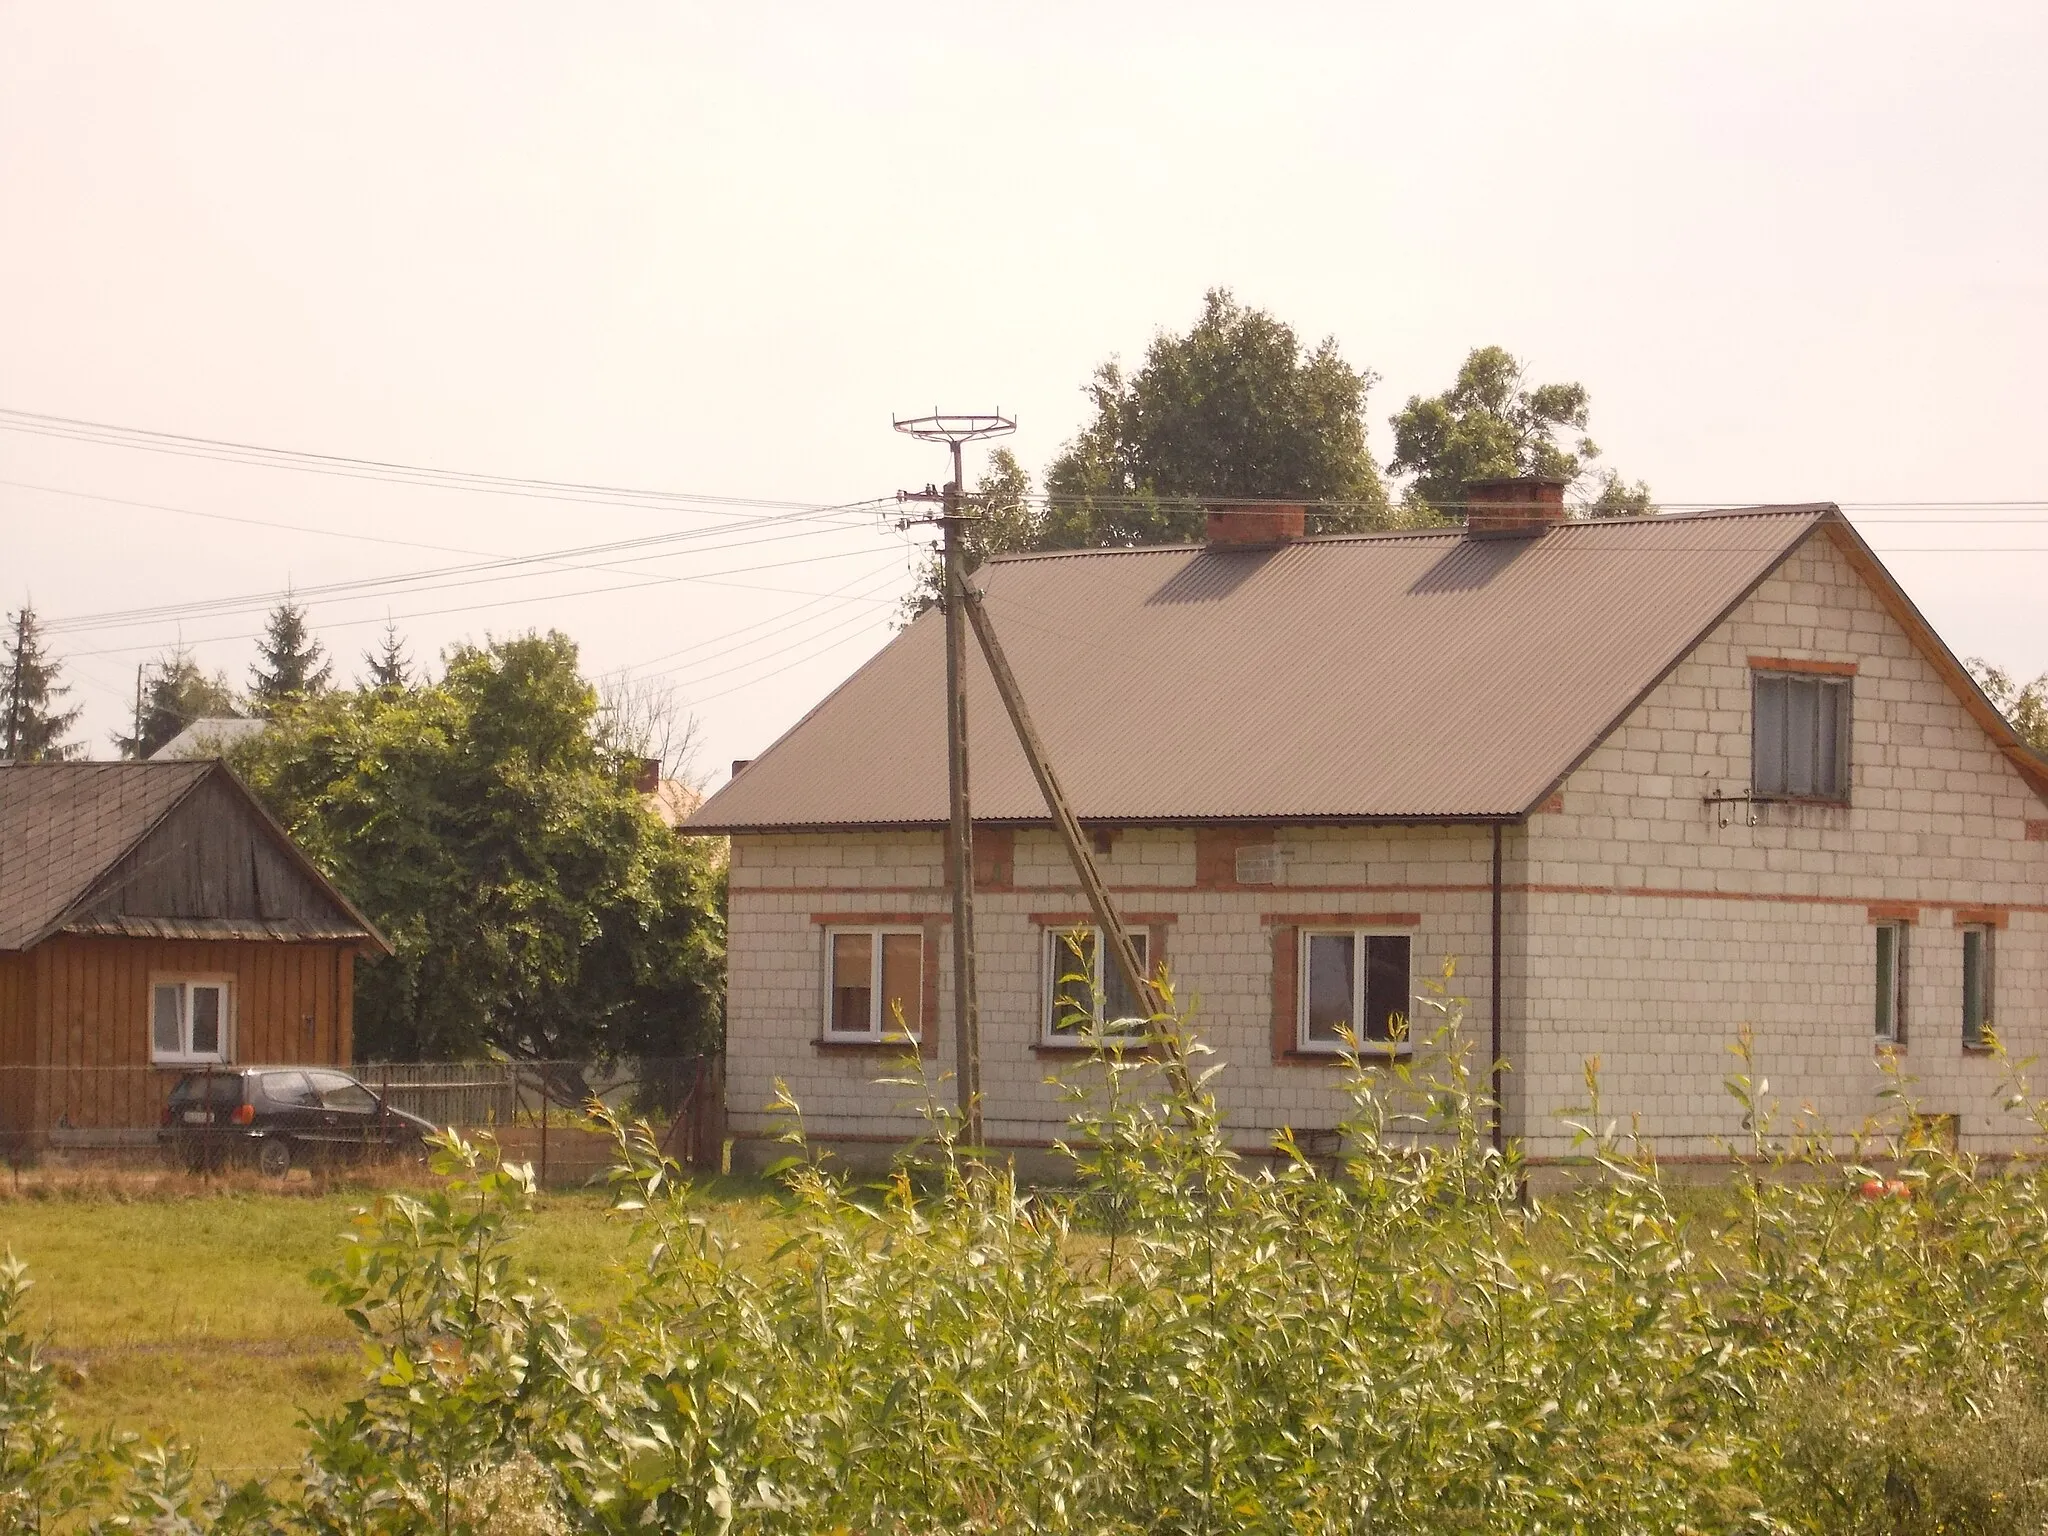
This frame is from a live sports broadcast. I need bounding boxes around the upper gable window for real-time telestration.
[1752,669,1851,801]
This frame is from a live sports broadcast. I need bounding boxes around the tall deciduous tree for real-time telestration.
[1387,345,1653,520]
[233,631,724,1063]
[1044,289,1390,544]
[249,593,332,713]
[116,649,240,759]
[2,605,84,761]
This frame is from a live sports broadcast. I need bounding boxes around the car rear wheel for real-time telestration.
[257,1136,293,1179]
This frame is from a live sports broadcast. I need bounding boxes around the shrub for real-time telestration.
[10,987,2048,1532]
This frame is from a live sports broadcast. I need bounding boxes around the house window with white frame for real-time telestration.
[1874,921,1906,1044]
[1752,669,1851,801]
[1044,926,1151,1041]
[1299,930,1412,1053]
[1962,925,1994,1048]
[822,928,924,1042]
[150,978,232,1064]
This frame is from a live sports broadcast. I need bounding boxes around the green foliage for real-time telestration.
[2,604,83,761]
[232,630,724,1062]
[1045,288,1390,544]
[115,648,241,759]
[249,594,334,715]
[1388,344,1653,521]
[905,293,1396,617]
[1969,656,2048,753]
[14,997,2048,1531]
[361,620,413,694]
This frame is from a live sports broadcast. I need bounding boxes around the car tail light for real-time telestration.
[161,1104,174,1126]
[231,1102,255,1125]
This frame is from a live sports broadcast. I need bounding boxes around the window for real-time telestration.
[308,1070,378,1112]
[1962,925,1994,1047]
[823,928,924,1041]
[1753,671,1851,800]
[260,1071,319,1108]
[1874,922,1906,1044]
[1299,931,1412,1053]
[149,979,231,1064]
[1044,926,1151,1040]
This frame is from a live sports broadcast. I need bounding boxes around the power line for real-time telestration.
[0,406,883,520]
[57,549,909,658]
[40,510,894,636]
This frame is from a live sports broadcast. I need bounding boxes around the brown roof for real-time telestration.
[0,760,387,952]
[689,504,2045,832]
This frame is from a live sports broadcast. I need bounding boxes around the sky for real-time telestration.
[3,2,2044,782]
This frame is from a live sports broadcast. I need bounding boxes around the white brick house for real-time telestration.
[689,481,2048,1167]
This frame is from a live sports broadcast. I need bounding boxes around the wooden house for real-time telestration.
[0,760,389,1150]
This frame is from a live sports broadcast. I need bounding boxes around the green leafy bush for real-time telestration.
[11,987,2048,1532]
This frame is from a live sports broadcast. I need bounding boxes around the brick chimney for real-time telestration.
[1463,476,1568,538]
[1205,503,1307,548]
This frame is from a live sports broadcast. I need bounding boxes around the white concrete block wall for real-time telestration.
[725,824,1499,1161]
[1517,532,2047,1157]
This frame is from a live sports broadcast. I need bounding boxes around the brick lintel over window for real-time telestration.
[1260,911,1421,928]
[1866,902,1920,925]
[1952,907,2010,929]
[1748,655,1858,676]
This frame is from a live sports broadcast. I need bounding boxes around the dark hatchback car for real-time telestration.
[160,1066,435,1177]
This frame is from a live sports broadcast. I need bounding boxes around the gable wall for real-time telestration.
[725,824,1498,1163]
[79,774,349,925]
[1513,530,2048,1156]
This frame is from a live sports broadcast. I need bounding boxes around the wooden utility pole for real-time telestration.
[940,441,983,1147]
[894,412,1015,1149]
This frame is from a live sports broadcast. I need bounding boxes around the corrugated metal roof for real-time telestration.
[688,506,1835,830]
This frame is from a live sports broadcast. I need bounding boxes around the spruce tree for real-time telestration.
[117,649,240,759]
[248,593,332,714]
[2,605,84,761]
[362,619,412,692]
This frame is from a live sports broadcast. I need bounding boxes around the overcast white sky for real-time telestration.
[4,2,2044,780]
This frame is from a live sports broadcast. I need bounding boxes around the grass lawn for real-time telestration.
[0,1166,786,1481]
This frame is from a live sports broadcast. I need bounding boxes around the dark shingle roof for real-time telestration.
[0,760,386,952]
[689,506,1854,830]
[0,761,213,949]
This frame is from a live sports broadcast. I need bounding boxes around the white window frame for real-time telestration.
[1874,921,1907,1045]
[1962,924,1995,1048]
[1042,925,1151,1043]
[1296,929,1414,1056]
[820,926,925,1042]
[149,975,235,1065]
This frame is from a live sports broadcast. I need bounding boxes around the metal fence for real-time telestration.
[0,1055,724,1176]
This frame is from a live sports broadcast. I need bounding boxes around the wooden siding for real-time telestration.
[74,773,351,928]
[0,936,358,1141]
[0,952,30,1148]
